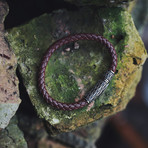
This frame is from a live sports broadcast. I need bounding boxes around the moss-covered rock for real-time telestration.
[6,7,147,133]
[0,116,27,148]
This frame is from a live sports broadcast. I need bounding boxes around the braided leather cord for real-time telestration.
[38,33,117,110]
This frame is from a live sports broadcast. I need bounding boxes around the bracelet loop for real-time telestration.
[38,33,117,110]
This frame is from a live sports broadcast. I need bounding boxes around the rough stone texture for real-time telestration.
[0,0,21,129]
[55,120,105,148]
[17,114,48,147]
[0,116,27,148]
[64,0,134,7]
[17,114,104,148]
[6,7,147,133]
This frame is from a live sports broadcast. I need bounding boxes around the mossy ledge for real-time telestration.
[6,7,147,133]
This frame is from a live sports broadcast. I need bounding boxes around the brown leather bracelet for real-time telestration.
[38,33,117,111]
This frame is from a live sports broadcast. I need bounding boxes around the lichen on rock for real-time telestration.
[6,7,147,133]
[0,116,27,148]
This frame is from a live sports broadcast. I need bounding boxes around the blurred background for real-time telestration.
[4,0,148,147]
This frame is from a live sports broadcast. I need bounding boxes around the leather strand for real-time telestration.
[38,33,117,110]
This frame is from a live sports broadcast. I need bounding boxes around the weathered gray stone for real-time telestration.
[56,120,105,148]
[0,116,27,148]
[0,0,21,129]
[17,114,104,148]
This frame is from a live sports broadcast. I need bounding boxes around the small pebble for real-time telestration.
[74,42,79,49]
[65,48,70,52]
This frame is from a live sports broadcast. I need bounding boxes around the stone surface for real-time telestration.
[56,120,105,148]
[17,113,104,148]
[64,0,134,7]
[0,116,27,148]
[0,0,21,129]
[6,7,147,133]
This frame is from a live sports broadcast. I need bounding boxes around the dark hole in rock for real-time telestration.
[133,57,138,65]
[13,91,17,95]
[12,81,16,86]
[115,69,118,74]
[100,104,113,110]
[116,34,124,43]
[93,64,96,69]
[16,67,37,116]
[7,65,13,70]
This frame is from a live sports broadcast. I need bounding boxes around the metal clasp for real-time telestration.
[85,70,114,103]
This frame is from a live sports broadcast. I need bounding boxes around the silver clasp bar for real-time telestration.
[85,70,114,103]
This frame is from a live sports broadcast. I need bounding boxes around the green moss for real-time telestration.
[6,7,147,133]
[45,59,79,103]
